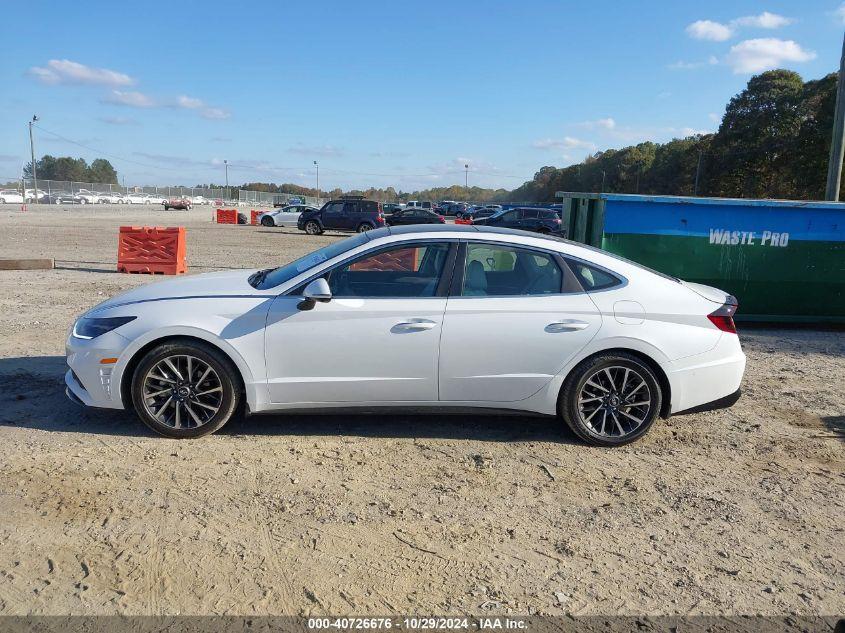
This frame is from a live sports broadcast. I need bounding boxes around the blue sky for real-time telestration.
[0,0,842,192]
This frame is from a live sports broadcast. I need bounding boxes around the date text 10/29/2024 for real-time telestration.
[307,618,528,630]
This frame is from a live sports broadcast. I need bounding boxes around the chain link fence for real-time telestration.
[1,178,326,207]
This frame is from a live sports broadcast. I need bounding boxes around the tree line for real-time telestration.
[23,156,119,184]
[506,69,840,203]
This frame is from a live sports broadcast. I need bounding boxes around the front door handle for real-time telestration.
[545,319,590,333]
[393,318,437,332]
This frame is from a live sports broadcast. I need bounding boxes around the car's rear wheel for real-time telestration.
[356,222,373,233]
[261,216,274,227]
[0,198,5,204]
[131,341,240,439]
[560,352,662,447]
[304,220,322,235]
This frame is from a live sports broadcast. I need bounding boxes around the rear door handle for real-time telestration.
[545,319,590,333]
[393,318,437,332]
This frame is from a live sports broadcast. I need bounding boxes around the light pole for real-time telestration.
[314,160,319,201]
[28,115,38,202]
[464,163,469,198]
[223,159,229,201]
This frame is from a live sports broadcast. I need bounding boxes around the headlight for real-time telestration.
[72,316,136,340]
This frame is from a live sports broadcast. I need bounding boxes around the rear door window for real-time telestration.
[462,243,562,296]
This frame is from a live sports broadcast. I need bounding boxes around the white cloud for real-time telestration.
[686,20,733,41]
[98,116,138,125]
[28,59,134,87]
[732,12,792,29]
[200,107,231,120]
[668,55,719,70]
[725,38,816,74]
[288,144,345,157]
[532,137,596,151]
[176,95,204,109]
[580,117,616,130]
[103,90,156,108]
[708,112,722,124]
[835,2,845,24]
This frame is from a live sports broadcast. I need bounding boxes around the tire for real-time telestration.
[130,340,241,439]
[261,216,275,227]
[356,222,374,233]
[304,220,322,235]
[0,198,5,204]
[163,205,170,211]
[559,352,662,447]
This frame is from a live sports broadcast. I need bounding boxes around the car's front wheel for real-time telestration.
[130,340,241,438]
[559,352,662,447]
[304,220,322,235]
[261,216,274,227]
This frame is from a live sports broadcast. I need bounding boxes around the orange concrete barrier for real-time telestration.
[216,208,238,224]
[250,210,262,225]
[117,226,187,275]
[454,218,472,225]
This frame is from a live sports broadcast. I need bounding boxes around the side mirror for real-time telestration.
[298,278,332,311]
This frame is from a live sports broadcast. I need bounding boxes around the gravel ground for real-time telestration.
[0,204,843,616]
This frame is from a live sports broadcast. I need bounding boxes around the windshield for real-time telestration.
[250,232,370,289]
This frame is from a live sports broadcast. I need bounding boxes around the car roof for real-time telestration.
[365,223,569,243]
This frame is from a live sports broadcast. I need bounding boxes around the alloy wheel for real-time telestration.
[577,365,652,438]
[141,354,223,429]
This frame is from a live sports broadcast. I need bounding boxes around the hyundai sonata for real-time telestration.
[66,225,745,445]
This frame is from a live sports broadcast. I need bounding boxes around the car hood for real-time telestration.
[682,281,737,306]
[88,269,261,314]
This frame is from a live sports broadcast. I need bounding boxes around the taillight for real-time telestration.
[438,215,445,222]
[707,302,738,333]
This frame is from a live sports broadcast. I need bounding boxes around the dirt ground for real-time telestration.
[0,204,842,617]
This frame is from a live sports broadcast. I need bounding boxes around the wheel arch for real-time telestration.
[119,334,247,411]
[559,346,672,419]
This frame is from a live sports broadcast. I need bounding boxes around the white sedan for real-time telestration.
[65,225,745,444]
[258,205,317,227]
[0,189,24,204]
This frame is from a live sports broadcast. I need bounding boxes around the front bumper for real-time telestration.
[65,330,132,410]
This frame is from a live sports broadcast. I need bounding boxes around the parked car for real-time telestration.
[163,197,192,210]
[97,192,125,204]
[65,224,745,444]
[382,203,405,214]
[191,196,209,205]
[147,194,168,204]
[125,193,150,204]
[75,189,99,204]
[0,189,25,204]
[405,200,434,210]
[467,208,499,221]
[258,205,318,227]
[41,192,83,204]
[25,189,47,203]
[297,197,386,234]
[443,202,470,217]
[272,194,305,208]
[385,208,446,226]
[471,207,564,235]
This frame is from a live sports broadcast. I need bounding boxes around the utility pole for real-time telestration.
[600,170,606,193]
[825,31,845,201]
[314,160,319,201]
[464,164,469,198]
[694,150,703,196]
[28,115,38,202]
[224,159,229,201]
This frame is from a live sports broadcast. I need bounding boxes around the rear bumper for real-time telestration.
[664,334,746,415]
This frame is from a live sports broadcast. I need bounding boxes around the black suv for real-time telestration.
[471,207,564,235]
[298,197,386,235]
